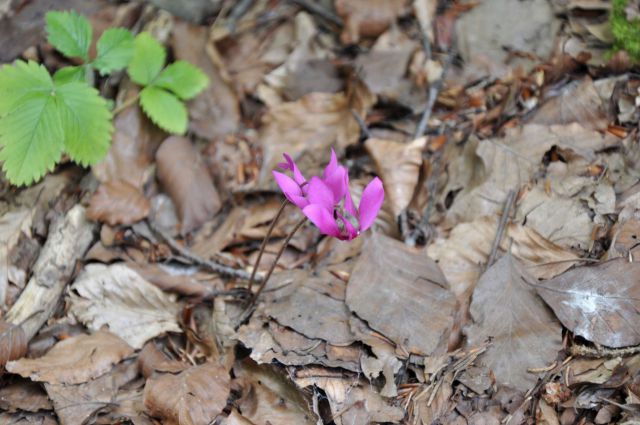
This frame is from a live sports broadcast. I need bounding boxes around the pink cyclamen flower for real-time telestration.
[272,150,384,241]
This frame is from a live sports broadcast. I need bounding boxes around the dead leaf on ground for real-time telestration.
[171,19,240,138]
[0,319,27,368]
[335,0,408,44]
[466,254,562,392]
[0,412,58,425]
[234,360,317,425]
[87,180,151,226]
[44,358,139,425]
[128,262,215,298]
[143,361,230,425]
[69,263,182,349]
[0,379,52,413]
[366,137,426,217]
[138,341,188,378]
[346,233,455,356]
[537,258,640,348]
[6,330,133,385]
[156,136,222,234]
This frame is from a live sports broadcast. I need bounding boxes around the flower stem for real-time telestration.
[112,94,139,116]
[248,216,306,306]
[247,199,288,295]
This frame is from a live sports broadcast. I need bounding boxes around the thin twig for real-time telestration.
[226,0,255,32]
[287,0,343,27]
[486,190,516,269]
[570,343,640,358]
[148,220,256,282]
[413,50,454,139]
[112,94,139,116]
[247,199,287,295]
[351,109,372,140]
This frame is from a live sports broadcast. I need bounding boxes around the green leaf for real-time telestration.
[93,28,134,75]
[139,86,187,134]
[0,92,65,186]
[0,61,52,116]
[127,32,166,86]
[56,82,113,165]
[45,11,92,61]
[155,61,209,100]
[53,66,87,84]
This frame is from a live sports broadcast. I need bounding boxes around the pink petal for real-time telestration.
[323,148,338,179]
[273,170,302,202]
[282,153,306,186]
[307,176,335,211]
[336,212,358,241]
[302,204,341,237]
[343,173,357,217]
[358,177,384,232]
[323,165,347,204]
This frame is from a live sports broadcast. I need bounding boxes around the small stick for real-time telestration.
[413,49,454,140]
[288,0,343,27]
[247,199,288,295]
[486,190,516,269]
[351,109,371,140]
[148,220,256,282]
[570,343,640,358]
[226,0,255,32]
[112,94,139,116]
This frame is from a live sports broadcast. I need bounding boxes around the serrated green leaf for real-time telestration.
[0,61,52,116]
[0,92,65,186]
[127,32,166,86]
[56,82,113,165]
[139,86,187,134]
[155,61,209,100]
[93,28,134,75]
[45,11,92,61]
[53,66,87,84]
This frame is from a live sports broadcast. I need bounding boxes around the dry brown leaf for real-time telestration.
[366,137,425,216]
[138,341,187,378]
[143,361,231,425]
[128,262,214,298]
[234,360,317,425]
[427,216,581,298]
[224,409,255,425]
[335,0,408,43]
[6,330,133,385]
[258,92,364,185]
[607,219,640,260]
[466,254,562,392]
[0,379,52,413]
[537,258,640,348]
[0,208,34,307]
[69,263,182,349]
[156,136,222,234]
[0,412,58,425]
[44,359,139,425]
[0,319,27,367]
[346,233,455,356]
[87,180,150,226]
[171,20,240,138]
[530,77,609,131]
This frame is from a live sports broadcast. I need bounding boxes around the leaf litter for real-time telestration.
[5,0,640,423]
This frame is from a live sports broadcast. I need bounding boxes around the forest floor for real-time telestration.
[2,0,640,424]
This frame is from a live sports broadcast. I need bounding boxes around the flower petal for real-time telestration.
[343,173,357,217]
[282,153,306,186]
[323,148,338,179]
[336,212,358,241]
[307,176,336,211]
[273,170,302,201]
[323,165,347,204]
[358,177,384,232]
[303,204,341,237]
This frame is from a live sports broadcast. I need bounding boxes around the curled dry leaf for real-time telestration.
[156,136,222,234]
[0,208,34,307]
[346,233,455,355]
[69,263,182,349]
[466,254,562,392]
[87,179,151,226]
[138,341,187,379]
[537,258,640,348]
[366,137,425,217]
[143,361,231,425]
[6,330,134,385]
[335,0,408,43]
[0,319,27,368]
[0,379,52,413]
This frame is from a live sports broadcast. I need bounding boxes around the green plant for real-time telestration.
[611,0,640,60]
[0,10,209,186]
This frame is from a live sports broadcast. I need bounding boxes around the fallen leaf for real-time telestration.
[0,412,58,425]
[366,137,425,216]
[128,262,214,298]
[0,319,27,367]
[156,136,222,234]
[138,341,187,378]
[0,379,52,413]
[143,361,231,425]
[87,180,151,226]
[335,0,408,43]
[537,258,640,348]
[6,330,134,385]
[234,360,317,425]
[346,233,455,355]
[171,19,240,138]
[0,208,34,307]
[466,254,562,392]
[69,263,182,349]
[44,359,138,425]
